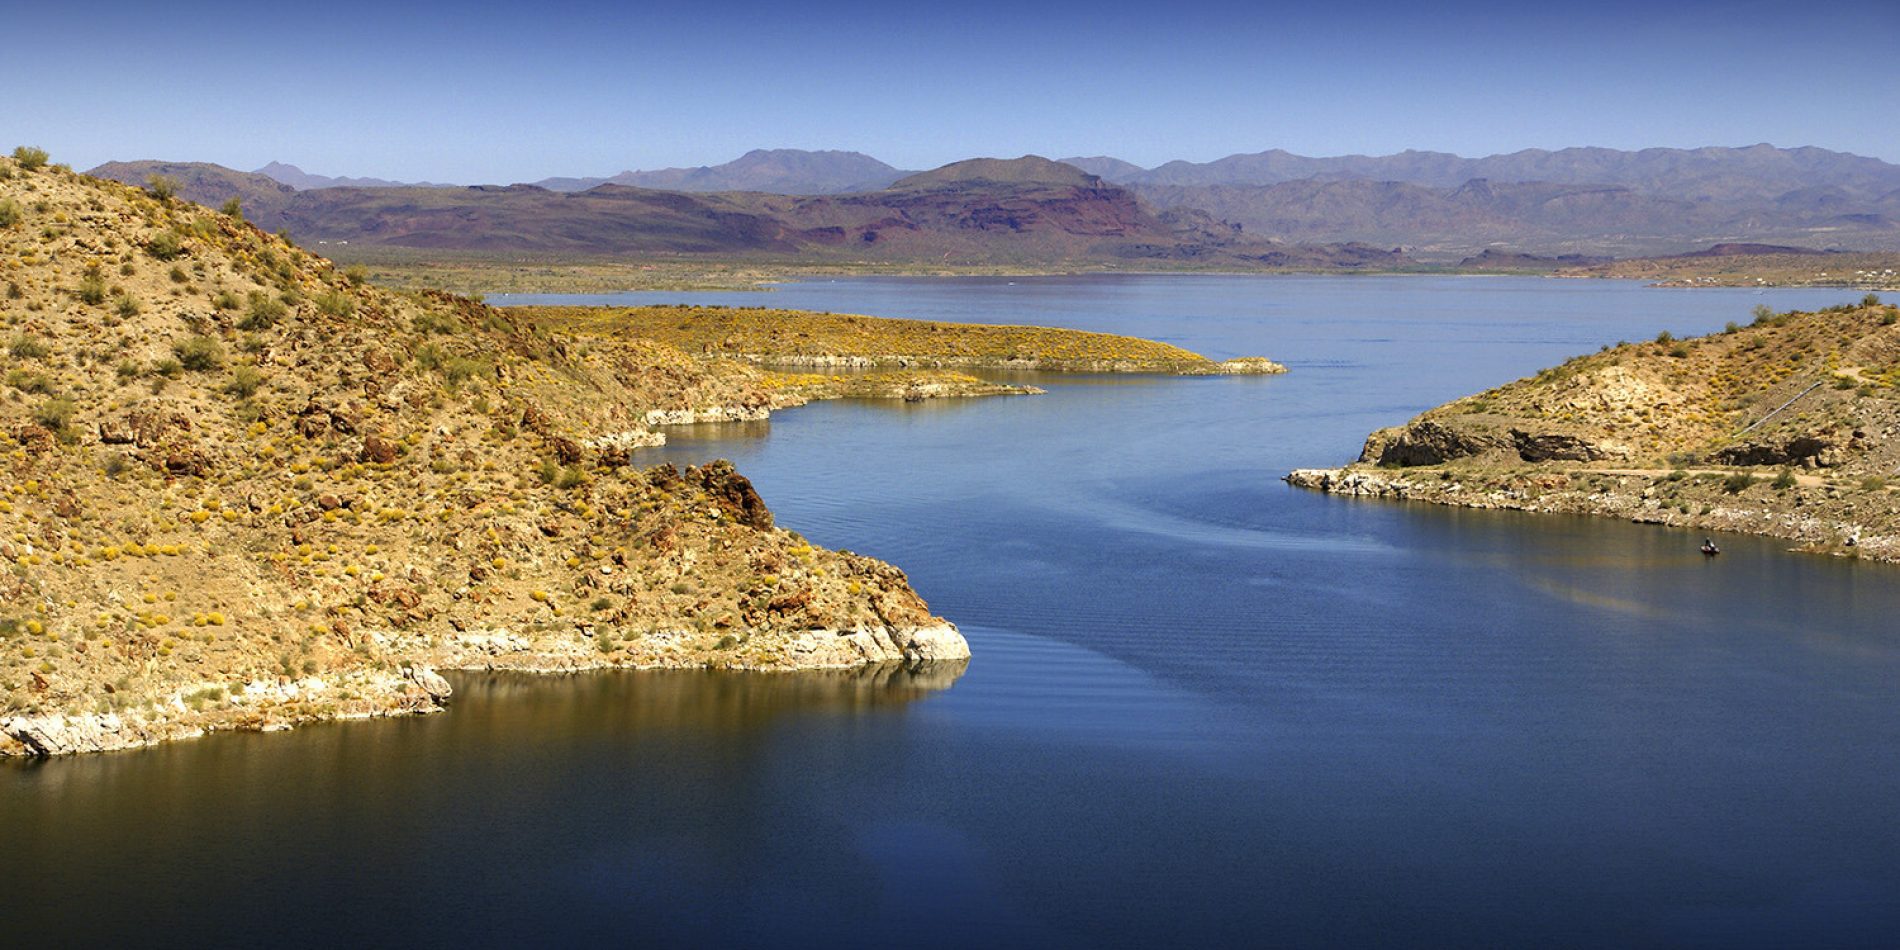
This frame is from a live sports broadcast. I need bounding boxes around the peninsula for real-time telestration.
[1289,297,1900,561]
[0,154,1278,756]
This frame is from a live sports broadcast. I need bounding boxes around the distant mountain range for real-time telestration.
[527,149,908,194]
[91,143,1900,258]
[253,161,454,190]
[89,156,1401,268]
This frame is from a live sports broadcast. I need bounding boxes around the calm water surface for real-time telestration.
[7,276,1899,948]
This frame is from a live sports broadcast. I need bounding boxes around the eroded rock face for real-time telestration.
[690,460,773,530]
[1511,429,1623,462]
[1362,421,1507,466]
[1713,432,1853,468]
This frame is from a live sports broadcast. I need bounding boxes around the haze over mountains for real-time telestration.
[89,143,1900,261]
[93,156,1400,268]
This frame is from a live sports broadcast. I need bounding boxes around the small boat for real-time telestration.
[1700,539,1721,557]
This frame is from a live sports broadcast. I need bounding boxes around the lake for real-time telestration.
[6,276,1898,948]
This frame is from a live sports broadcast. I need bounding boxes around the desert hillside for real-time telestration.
[0,151,969,755]
[1291,297,1900,560]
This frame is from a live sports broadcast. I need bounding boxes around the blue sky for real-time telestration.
[4,0,1896,182]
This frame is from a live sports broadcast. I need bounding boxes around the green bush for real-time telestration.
[11,146,49,170]
[442,356,493,386]
[220,197,243,219]
[1722,473,1756,494]
[5,369,55,394]
[76,275,108,305]
[224,364,265,398]
[314,290,354,317]
[1750,303,1776,325]
[1863,293,1882,308]
[1654,330,1674,345]
[7,334,48,359]
[239,292,287,330]
[113,293,141,317]
[172,335,225,372]
[146,175,178,201]
[412,312,457,335]
[212,290,241,311]
[146,231,185,260]
[1771,469,1798,490]
[33,396,76,431]
[0,198,21,229]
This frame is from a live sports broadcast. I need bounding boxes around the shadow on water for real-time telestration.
[0,662,971,948]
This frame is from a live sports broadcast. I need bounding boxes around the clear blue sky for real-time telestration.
[5,0,1896,182]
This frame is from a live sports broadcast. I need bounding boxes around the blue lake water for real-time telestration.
[6,276,1899,947]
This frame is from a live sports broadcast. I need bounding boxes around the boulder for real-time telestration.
[405,666,453,704]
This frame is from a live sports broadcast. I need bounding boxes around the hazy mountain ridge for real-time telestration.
[86,156,1399,268]
[532,149,909,195]
[1063,144,1900,198]
[255,162,454,191]
[90,144,1900,259]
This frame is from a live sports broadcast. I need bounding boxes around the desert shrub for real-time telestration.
[1861,476,1888,491]
[146,231,184,260]
[11,146,48,170]
[1723,321,1739,334]
[1863,293,1882,308]
[239,291,287,330]
[412,312,457,335]
[0,199,21,229]
[314,290,354,317]
[113,293,141,317]
[1750,304,1777,326]
[553,467,587,490]
[33,396,76,430]
[1667,345,1689,358]
[7,334,48,359]
[1654,330,1674,345]
[343,265,368,287]
[76,275,107,305]
[1722,473,1756,494]
[225,364,265,398]
[212,289,241,311]
[441,356,493,386]
[5,368,54,393]
[1882,312,1898,327]
[146,175,178,200]
[220,197,243,219]
[172,335,225,372]
[1770,469,1798,490]
[412,342,445,370]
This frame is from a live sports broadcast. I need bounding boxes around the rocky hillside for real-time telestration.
[0,152,971,756]
[1290,298,1900,560]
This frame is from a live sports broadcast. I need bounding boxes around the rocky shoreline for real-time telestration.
[1287,466,1899,563]
[745,353,1287,375]
[2,622,969,757]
